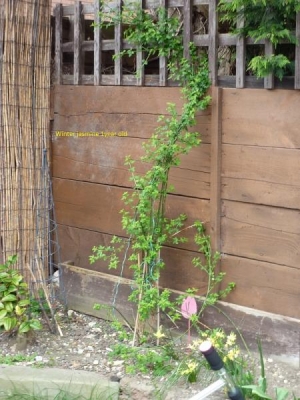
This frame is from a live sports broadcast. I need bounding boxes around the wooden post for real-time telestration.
[209,0,218,86]
[159,0,167,86]
[136,0,145,86]
[236,9,245,88]
[295,12,300,89]
[94,0,102,85]
[264,40,274,89]
[114,0,122,85]
[210,86,222,257]
[74,1,83,85]
[183,0,192,60]
[54,4,62,85]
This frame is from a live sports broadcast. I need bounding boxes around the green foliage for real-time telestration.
[191,222,236,313]
[110,342,175,376]
[218,0,300,79]
[242,339,296,400]
[188,329,254,388]
[0,255,42,335]
[91,2,235,341]
[0,353,36,365]
[248,54,290,80]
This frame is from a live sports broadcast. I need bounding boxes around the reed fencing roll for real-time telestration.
[0,0,53,292]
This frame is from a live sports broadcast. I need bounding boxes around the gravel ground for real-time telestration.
[0,309,300,400]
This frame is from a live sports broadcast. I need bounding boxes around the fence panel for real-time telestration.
[53,0,300,89]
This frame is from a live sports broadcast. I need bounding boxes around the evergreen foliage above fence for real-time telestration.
[53,0,300,89]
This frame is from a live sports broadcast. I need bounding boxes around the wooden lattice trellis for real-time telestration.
[53,0,300,89]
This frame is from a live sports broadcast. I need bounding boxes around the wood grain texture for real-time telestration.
[54,4,62,85]
[222,89,300,148]
[220,255,300,319]
[53,86,212,116]
[53,178,210,252]
[61,263,300,359]
[208,0,217,85]
[53,112,211,142]
[222,144,300,187]
[264,40,274,89]
[93,0,101,85]
[222,177,300,210]
[210,86,222,254]
[73,1,83,85]
[58,226,209,293]
[51,136,210,197]
[221,200,300,269]
[295,12,300,89]
[235,10,245,89]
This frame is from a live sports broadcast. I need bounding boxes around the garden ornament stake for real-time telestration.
[181,296,197,346]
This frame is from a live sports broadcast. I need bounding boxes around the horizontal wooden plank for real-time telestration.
[53,178,210,252]
[52,112,211,143]
[61,0,210,16]
[222,177,300,210]
[222,89,300,148]
[220,255,300,319]
[221,200,300,268]
[53,85,211,116]
[61,263,300,360]
[51,136,210,198]
[61,74,181,86]
[222,144,300,188]
[58,225,208,293]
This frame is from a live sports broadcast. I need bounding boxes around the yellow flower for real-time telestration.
[227,348,240,361]
[215,330,225,339]
[153,326,166,339]
[181,361,198,375]
[189,339,201,350]
[226,332,236,347]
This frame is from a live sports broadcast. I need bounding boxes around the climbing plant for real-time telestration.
[218,0,300,79]
[90,3,234,343]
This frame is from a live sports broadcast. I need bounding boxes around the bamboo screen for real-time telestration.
[0,0,51,288]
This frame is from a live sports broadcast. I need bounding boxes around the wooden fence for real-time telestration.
[53,0,300,89]
[51,85,300,320]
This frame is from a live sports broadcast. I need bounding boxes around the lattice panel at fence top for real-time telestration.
[53,0,300,89]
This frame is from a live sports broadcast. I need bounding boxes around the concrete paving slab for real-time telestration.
[0,365,119,399]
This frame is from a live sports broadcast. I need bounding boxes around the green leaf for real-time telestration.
[18,299,30,307]
[276,388,290,400]
[19,321,30,333]
[2,294,17,302]
[3,317,15,331]
[0,284,6,292]
[29,319,42,330]
[15,305,25,316]
[0,309,7,319]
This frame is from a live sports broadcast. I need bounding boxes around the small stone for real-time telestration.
[85,353,91,358]
[110,376,121,382]
[93,360,99,365]
[267,358,273,363]
[86,346,94,351]
[85,334,96,339]
[77,349,84,354]
[35,356,43,362]
[113,360,124,366]
[67,310,74,318]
